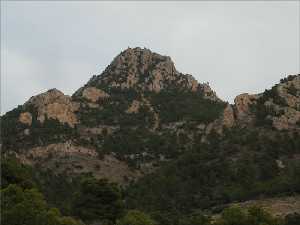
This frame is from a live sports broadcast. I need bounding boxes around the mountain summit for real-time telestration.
[1,48,300,225]
[75,47,219,101]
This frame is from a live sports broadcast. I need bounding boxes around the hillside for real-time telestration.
[1,47,300,225]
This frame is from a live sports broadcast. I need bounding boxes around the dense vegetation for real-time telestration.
[126,127,300,225]
[77,87,155,128]
[2,155,299,225]
[1,157,84,225]
[1,184,84,225]
[149,90,225,124]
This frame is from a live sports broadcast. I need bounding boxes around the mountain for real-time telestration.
[1,47,227,183]
[1,47,300,225]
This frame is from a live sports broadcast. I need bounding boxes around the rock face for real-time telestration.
[230,75,300,131]
[234,93,259,122]
[14,141,139,184]
[126,100,141,114]
[270,75,300,130]
[222,104,235,128]
[81,87,109,103]
[25,89,79,127]
[202,104,235,136]
[83,47,221,101]
[19,112,32,126]
[199,82,220,102]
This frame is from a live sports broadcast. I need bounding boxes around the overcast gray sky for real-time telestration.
[1,1,299,114]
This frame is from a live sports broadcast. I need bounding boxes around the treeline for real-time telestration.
[1,156,300,225]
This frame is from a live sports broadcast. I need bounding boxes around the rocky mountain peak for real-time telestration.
[75,47,220,102]
[110,47,175,76]
[24,88,79,127]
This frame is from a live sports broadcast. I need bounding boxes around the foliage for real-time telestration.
[125,127,300,225]
[102,128,186,167]
[78,88,154,128]
[284,213,300,225]
[179,213,211,225]
[117,210,156,225]
[72,177,124,223]
[1,184,83,225]
[149,90,225,124]
[214,206,282,225]
[252,85,289,127]
[1,106,27,150]
[1,156,36,189]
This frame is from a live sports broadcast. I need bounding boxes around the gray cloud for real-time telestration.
[1,1,299,114]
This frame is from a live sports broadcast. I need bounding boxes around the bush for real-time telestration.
[117,210,156,225]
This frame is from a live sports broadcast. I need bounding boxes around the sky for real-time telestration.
[1,1,299,114]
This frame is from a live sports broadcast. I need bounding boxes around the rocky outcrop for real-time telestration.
[200,82,221,102]
[228,195,300,218]
[82,87,109,103]
[277,75,300,108]
[222,104,235,128]
[126,100,141,114]
[82,47,220,101]
[15,141,140,184]
[234,93,258,122]
[19,112,32,126]
[230,75,300,130]
[78,125,119,137]
[269,76,300,130]
[272,108,300,130]
[203,104,235,135]
[25,89,79,127]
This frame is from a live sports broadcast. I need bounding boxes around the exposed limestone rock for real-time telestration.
[19,112,32,126]
[229,195,300,218]
[276,159,285,169]
[79,125,119,137]
[234,93,258,122]
[272,108,300,130]
[126,100,141,113]
[25,89,79,127]
[222,104,235,128]
[262,75,300,130]
[124,73,139,89]
[24,141,98,159]
[148,70,164,93]
[186,75,199,92]
[197,123,206,130]
[228,75,300,131]
[199,82,220,101]
[87,102,100,108]
[142,96,160,130]
[24,129,30,136]
[92,154,141,184]
[81,47,222,101]
[16,141,140,184]
[203,104,235,135]
[82,87,109,103]
[276,76,300,108]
